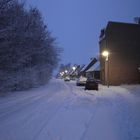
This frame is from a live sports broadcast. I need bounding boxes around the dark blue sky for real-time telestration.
[28,0,140,65]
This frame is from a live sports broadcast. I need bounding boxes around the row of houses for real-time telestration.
[79,57,100,80]
[74,20,140,86]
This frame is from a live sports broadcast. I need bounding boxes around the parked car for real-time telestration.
[85,78,98,90]
[76,76,87,86]
[64,76,70,81]
[70,77,76,81]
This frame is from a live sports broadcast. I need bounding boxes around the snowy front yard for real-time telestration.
[0,79,140,140]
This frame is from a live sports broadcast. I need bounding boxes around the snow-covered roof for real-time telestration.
[80,58,98,73]
[80,65,87,72]
[86,61,100,72]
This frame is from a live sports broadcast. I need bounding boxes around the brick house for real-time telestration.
[99,21,140,85]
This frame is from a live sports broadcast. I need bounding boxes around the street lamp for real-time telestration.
[102,51,109,61]
[65,70,68,74]
[72,66,76,71]
[102,50,109,87]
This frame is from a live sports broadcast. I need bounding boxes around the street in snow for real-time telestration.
[0,79,140,140]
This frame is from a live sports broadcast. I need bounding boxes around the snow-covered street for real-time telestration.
[0,79,140,140]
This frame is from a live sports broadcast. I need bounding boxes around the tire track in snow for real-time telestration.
[0,80,66,120]
[32,81,74,140]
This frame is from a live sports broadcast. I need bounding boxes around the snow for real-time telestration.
[0,79,140,140]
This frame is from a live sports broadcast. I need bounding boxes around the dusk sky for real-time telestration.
[27,0,140,65]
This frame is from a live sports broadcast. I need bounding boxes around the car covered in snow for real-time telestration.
[76,76,87,86]
[85,78,98,90]
[64,76,70,81]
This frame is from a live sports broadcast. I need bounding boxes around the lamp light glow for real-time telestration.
[72,66,76,71]
[65,70,68,73]
[102,51,109,57]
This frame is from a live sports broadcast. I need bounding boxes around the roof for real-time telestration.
[106,21,140,32]
[100,21,140,41]
[80,65,87,72]
[86,61,100,72]
[107,21,140,28]
[80,58,97,73]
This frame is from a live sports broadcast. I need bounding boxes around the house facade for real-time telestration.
[99,21,140,85]
[86,61,100,80]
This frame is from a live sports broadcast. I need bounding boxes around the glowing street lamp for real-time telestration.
[102,50,109,87]
[102,51,109,61]
[65,70,68,74]
[72,66,76,71]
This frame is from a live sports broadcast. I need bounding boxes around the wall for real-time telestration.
[99,23,140,85]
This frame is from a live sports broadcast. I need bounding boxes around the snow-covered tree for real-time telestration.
[0,0,60,92]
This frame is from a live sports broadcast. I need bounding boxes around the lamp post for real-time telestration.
[102,50,109,87]
[72,66,76,79]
